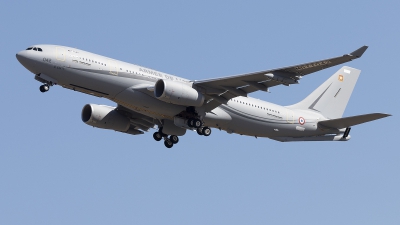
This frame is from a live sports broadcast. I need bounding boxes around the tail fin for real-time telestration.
[287,66,360,119]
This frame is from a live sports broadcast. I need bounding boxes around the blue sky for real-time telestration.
[1,1,399,224]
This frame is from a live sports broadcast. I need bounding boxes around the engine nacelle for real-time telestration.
[81,104,130,132]
[154,79,204,107]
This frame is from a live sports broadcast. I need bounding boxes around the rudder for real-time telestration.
[287,66,360,119]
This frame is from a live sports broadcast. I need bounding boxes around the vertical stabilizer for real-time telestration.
[287,66,360,119]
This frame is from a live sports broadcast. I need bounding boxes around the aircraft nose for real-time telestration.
[16,50,38,73]
[16,50,27,63]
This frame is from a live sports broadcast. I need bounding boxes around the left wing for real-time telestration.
[116,105,160,135]
[194,46,368,111]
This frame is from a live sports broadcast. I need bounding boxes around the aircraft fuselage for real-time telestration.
[16,44,347,141]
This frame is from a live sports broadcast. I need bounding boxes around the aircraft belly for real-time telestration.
[216,106,282,137]
[40,63,135,99]
[66,69,134,98]
[113,87,185,119]
[217,105,323,138]
[204,107,232,128]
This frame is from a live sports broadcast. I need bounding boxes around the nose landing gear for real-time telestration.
[39,84,50,93]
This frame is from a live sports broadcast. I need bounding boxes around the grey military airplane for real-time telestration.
[16,45,390,148]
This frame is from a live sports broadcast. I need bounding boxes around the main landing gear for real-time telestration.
[39,84,50,93]
[187,118,202,128]
[152,125,212,148]
[187,118,212,136]
[197,126,211,136]
[153,129,179,148]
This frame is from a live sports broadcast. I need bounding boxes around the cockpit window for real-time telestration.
[26,47,43,52]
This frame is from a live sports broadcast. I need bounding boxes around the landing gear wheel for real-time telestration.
[187,118,194,128]
[170,135,179,144]
[39,84,49,93]
[202,127,211,136]
[196,127,203,135]
[164,139,173,148]
[194,119,202,128]
[153,132,162,141]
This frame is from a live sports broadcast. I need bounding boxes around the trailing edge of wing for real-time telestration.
[318,113,391,129]
[195,45,368,111]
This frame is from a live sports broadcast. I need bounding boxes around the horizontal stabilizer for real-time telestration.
[318,113,391,129]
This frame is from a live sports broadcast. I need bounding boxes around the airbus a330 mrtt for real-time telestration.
[16,45,391,148]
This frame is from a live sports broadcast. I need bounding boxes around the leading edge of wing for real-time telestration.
[194,45,368,85]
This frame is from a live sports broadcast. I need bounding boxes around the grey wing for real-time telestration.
[194,46,368,111]
[116,105,160,135]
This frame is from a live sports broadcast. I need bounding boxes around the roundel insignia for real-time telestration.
[299,117,305,125]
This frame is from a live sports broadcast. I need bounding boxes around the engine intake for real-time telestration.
[154,79,204,106]
[81,104,130,132]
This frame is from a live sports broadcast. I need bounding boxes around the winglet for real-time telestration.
[349,45,368,58]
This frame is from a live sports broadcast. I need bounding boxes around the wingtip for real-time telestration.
[375,113,392,118]
[350,45,369,58]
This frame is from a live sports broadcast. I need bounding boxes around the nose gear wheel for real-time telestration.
[39,84,50,92]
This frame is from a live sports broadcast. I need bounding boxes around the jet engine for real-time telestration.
[154,79,204,107]
[81,104,130,132]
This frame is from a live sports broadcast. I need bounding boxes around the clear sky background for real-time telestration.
[0,1,399,224]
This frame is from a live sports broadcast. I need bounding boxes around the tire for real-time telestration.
[164,139,173,148]
[194,119,202,128]
[202,127,211,136]
[170,135,179,144]
[196,127,203,135]
[187,118,194,128]
[153,132,162,141]
[40,85,49,93]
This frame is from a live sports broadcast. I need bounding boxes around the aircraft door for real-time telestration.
[286,109,295,123]
[55,47,66,62]
[108,60,118,75]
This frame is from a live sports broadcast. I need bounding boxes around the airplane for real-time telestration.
[16,45,391,148]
